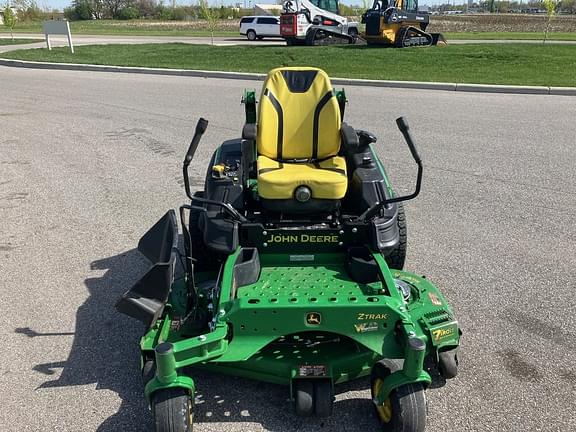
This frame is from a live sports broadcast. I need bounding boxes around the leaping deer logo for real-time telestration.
[306,312,321,325]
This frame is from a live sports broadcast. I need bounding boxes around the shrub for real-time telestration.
[118,6,140,20]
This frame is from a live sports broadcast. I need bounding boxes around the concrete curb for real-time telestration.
[455,83,550,95]
[0,58,574,96]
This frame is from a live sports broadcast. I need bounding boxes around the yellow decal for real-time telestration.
[267,234,339,244]
[354,322,379,333]
[306,312,322,325]
[357,313,388,321]
[432,327,455,341]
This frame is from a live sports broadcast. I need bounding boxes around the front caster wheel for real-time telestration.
[293,380,314,416]
[152,388,194,432]
[371,361,427,432]
[313,380,334,417]
[438,349,459,379]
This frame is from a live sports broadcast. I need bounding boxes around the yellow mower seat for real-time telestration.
[256,67,347,204]
[257,155,347,200]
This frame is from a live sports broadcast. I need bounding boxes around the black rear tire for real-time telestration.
[152,388,194,432]
[385,203,407,270]
[247,30,257,41]
[371,361,427,432]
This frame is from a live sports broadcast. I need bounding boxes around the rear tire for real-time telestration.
[152,388,194,432]
[371,361,427,432]
[385,203,407,270]
[247,30,257,41]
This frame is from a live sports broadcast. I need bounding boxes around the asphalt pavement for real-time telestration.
[1,66,575,432]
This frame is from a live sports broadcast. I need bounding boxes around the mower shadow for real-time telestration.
[23,245,389,431]
[25,248,154,431]
[191,371,379,431]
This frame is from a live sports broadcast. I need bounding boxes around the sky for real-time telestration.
[42,0,462,12]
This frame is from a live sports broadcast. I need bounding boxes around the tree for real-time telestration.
[63,0,104,20]
[102,0,126,18]
[75,0,94,19]
[12,0,42,21]
[2,6,16,41]
[135,0,157,17]
[560,0,576,13]
[542,0,557,43]
[198,0,219,45]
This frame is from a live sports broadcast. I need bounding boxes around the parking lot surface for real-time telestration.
[1,66,575,431]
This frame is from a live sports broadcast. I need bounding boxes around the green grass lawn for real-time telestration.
[0,38,43,45]
[2,43,575,87]
[0,19,574,41]
[445,32,576,41]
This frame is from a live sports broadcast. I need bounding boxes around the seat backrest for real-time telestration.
[257,67,341,161]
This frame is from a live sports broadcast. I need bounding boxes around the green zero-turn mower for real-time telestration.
[116,66,461,432]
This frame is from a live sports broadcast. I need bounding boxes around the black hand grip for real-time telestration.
[184,118,209,164]
[183,118,208,201]
[396,117,421,164]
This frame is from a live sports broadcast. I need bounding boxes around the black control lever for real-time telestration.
[183,118,209,201]
[358,116,423,221]
[396,117,422,165]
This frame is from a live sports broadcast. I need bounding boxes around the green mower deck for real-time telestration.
[140,251,458,405]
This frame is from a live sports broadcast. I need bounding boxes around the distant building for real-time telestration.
[254,4,283,15]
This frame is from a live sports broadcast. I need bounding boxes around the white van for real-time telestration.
[239,16,281,41]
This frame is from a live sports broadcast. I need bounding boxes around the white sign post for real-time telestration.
[42,20,74,54]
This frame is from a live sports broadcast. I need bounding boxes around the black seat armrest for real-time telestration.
[242,123,257,140]
[341,123,359,153]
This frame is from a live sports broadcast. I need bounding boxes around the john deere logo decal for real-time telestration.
[306,312,321,325]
